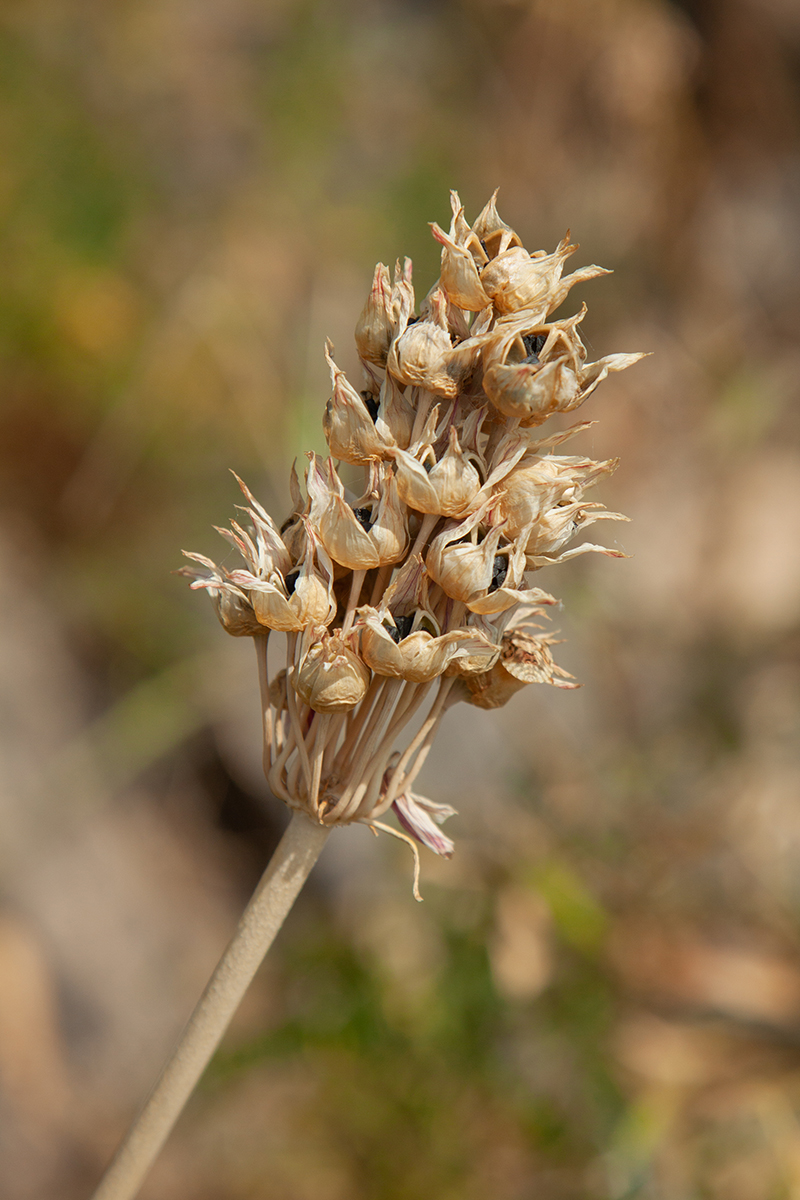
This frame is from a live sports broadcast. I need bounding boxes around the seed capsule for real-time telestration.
[430,220,490,311]
[480,236,576,315]
[178,552,262,637]
[360,610,497,683]
[493,455,619,537]
[355,262,393,366]
[386,287,468,398]
[293,631,370,713]
[323,343,393,463]
[391,426,481,519]
[426,518,504,604]
[471,190,522,259]
[461,630,578,709]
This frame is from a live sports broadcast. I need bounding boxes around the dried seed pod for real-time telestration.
[360,609,496,682]
[308,454,408,569]
[386,287,468,398]
[375,373,415,450]
[307,454,381,570]
[355,262,393,366]
[427,426,483,517]
[484,345,644,426]
[391,426,481,519]
[293,631,370,713]
[461,629,578,708]
[426,516,504,604]
[491,455,619,537]
[471,190,522,259]
[524,503,629,566]
[389,257,415,337]
[364,464,409,565]
[484,358,580,424]
[480,237,575,316]
[234,523,336,632]
[178,553,262,637]
[430,220,490,311]
[279,462,310,562]
[323,343,393,463]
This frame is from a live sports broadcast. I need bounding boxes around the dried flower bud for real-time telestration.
[355,262,393,366]
[293,630,370,713]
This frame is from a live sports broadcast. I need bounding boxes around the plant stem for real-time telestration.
[90,811,331,1200]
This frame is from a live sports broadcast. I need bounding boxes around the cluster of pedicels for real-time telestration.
[181,191,643,895]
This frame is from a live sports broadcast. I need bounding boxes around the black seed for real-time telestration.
[387,612,415,643]
[489,555,509,592]
[522,332,547,365]
[361,391,380,422]
[396,613,415,640]
[406,315,420,326]
[480,238,488,256]
[353,507,373,531]
[284,570,299,596]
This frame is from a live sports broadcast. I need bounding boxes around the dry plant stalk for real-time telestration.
[91,190,643,1200]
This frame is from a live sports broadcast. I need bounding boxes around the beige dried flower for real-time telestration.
[354,262,393,366]
[182,188,643,868]
[293,628,370,714]
[322,342,394,463]
[359,558,497,682]
[460,627,579,709]
[390,426,482,518]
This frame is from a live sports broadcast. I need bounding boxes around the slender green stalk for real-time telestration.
[90,811,331,1200]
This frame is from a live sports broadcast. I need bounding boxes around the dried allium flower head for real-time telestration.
[180,189,644,895]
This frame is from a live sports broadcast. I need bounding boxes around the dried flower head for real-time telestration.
[181,189,643,894]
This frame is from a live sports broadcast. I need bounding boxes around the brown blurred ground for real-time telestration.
[1,0,800,1197]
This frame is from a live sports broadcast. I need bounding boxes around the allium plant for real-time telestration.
[92,192,643,1200]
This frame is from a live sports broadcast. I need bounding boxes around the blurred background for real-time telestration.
[1,0,800,1196]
